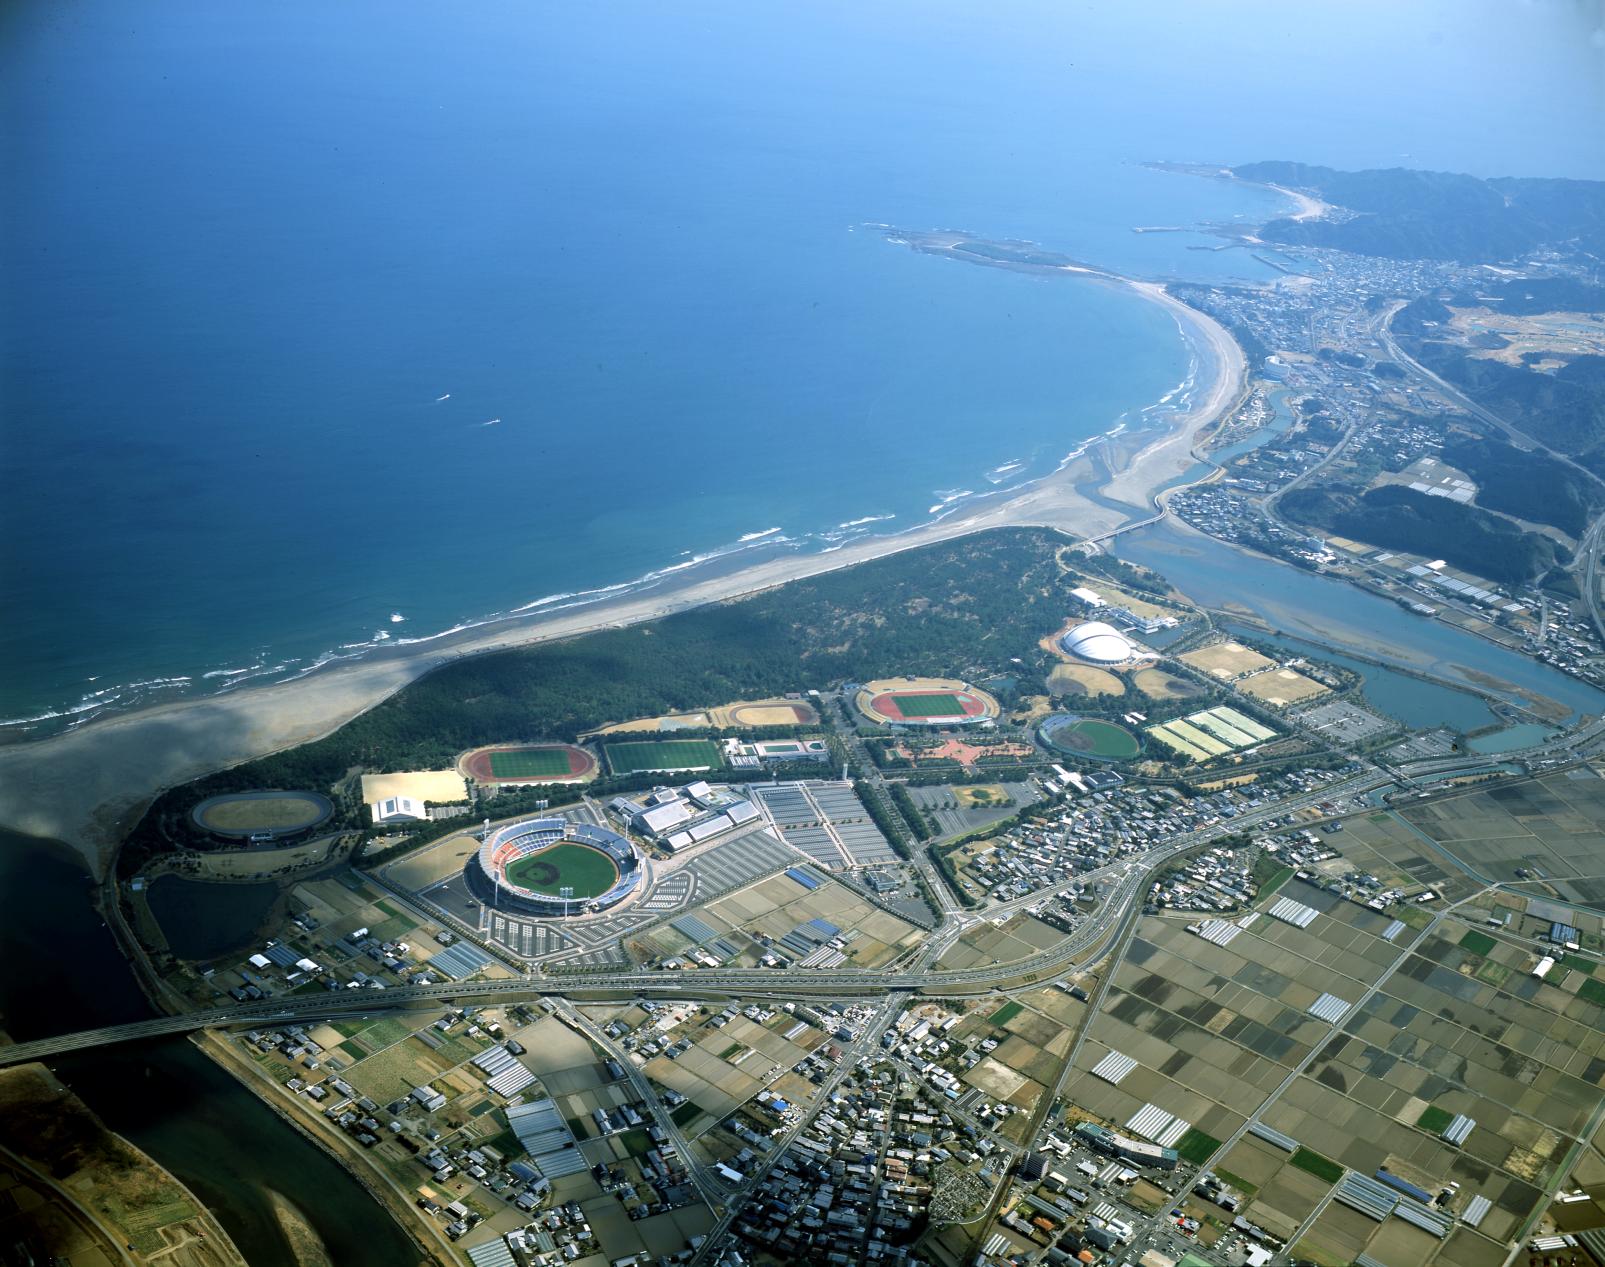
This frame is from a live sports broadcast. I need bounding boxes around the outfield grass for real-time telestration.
[503,843,619,898]
[604,738,722,775]
[1175,1127,1222,1165]
[988,1001,1023,1027]
[889,692,970,718]
[1047,717,1141,758]
[1417,1105,1454,1133]
[1459,929,1497,956]
[1290,1147,1344,1184]
[489,747,575,778]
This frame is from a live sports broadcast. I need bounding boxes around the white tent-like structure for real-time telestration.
[1061,620,1135,664]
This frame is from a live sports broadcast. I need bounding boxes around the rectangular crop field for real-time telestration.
[890,693,968,717]
[988,1001,1023,1027]
[489,748,574,778]
[1458,929,1496,956]
[605,738,722,775]
[1175,1127,1222,1165]
[1289,1147,1344,1184]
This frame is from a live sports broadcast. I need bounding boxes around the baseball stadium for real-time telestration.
[459,742,598,785]
[855,678,1000,727]
[1039,713,1143,762]
[464,817,642,916]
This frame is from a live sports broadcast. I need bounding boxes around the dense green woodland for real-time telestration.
[1235,161,1605,262]
[1441,436,1605,538]
[1394,292,1605,465]
[120,530,1074,871]
[1281,484,1563,586]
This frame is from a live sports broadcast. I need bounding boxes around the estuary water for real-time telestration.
[0,831,419,1266]
[1118,521,1605,724]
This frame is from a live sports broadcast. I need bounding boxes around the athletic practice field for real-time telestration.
[1039,714,1142,760]
[460,743,597,784]
[604,738,723,775]
[502,843,619,898]
[855,678,1000,726]
[192,790,335,839]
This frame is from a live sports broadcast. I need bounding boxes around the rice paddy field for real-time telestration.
[1060,871,1605,1267]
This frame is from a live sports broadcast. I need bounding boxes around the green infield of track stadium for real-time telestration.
[604,738,722,775]
[502,843,619,898]
[889,692,968,718]
[488,748,575,779]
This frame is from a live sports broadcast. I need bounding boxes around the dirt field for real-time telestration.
[1131,667,1202,700]
[1179,641,1276,680]
[1047,662,1125,697]
[359,769,468,804]
[586,697,818,736]
[1238,667,1329,707]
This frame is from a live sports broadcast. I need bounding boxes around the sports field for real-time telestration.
[460,743,597,784]
[604,738,722,775]
[1041,715,1141,760]
[502,843,619,898]
[490,749,573,778]
[888,692,967,717]
[192,791,334,838]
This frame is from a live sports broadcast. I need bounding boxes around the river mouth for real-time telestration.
[0,830,420,1267]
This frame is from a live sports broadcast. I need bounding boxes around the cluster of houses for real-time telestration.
[729,1065,942,1266]
[964,765,1357,903]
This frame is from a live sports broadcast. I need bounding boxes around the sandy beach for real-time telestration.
[0,280,1246,877]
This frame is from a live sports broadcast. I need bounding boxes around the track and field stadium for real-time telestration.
[459,743,598,784]
[1039,714,1143,761]
[191,790,335,841]
[465,818,642,916]
[854,678,1000,727]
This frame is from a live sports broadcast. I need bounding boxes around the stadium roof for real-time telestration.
[1062,620,1134,664]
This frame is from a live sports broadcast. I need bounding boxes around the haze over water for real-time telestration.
[2,1,1600,729]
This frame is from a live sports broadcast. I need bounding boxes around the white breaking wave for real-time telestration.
[836,513,895,529]
[737,527,783,543]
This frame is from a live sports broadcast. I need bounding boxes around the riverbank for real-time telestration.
[0,277,1244,879]
[198,1030,450,1267]
[0,1062,249,1267]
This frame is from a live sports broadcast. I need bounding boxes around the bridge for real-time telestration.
[1,771,1397,1070]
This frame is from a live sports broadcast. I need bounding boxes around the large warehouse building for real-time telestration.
[1061,620,1136,664]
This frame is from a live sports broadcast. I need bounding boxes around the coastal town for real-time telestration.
[5,29,1605,1267]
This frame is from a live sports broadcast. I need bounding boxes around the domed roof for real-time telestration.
[1062,620,1133,664]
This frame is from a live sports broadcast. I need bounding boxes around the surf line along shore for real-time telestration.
[0,267,1245,877]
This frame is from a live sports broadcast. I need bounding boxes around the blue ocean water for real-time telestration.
[3,1,1598,730]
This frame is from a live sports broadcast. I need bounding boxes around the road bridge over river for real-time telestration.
[0,772,1393,1070]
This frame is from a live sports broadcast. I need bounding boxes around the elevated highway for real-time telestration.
[0,771,1392,1070]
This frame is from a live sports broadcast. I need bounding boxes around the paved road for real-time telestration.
[0,773,1392,1070]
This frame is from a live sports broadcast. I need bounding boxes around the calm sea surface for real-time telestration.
[0,1,1298,730]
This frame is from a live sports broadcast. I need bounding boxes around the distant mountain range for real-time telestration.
[1235,160,1605,263]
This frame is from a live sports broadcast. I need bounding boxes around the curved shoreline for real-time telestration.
[0,272,1245,876]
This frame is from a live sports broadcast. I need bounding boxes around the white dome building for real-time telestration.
[1062,620,1134,664]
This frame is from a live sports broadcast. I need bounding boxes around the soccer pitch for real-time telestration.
[889,692,968,718]
[604,738,722,775]
[488,748,574,779]
[502,844,619,898]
